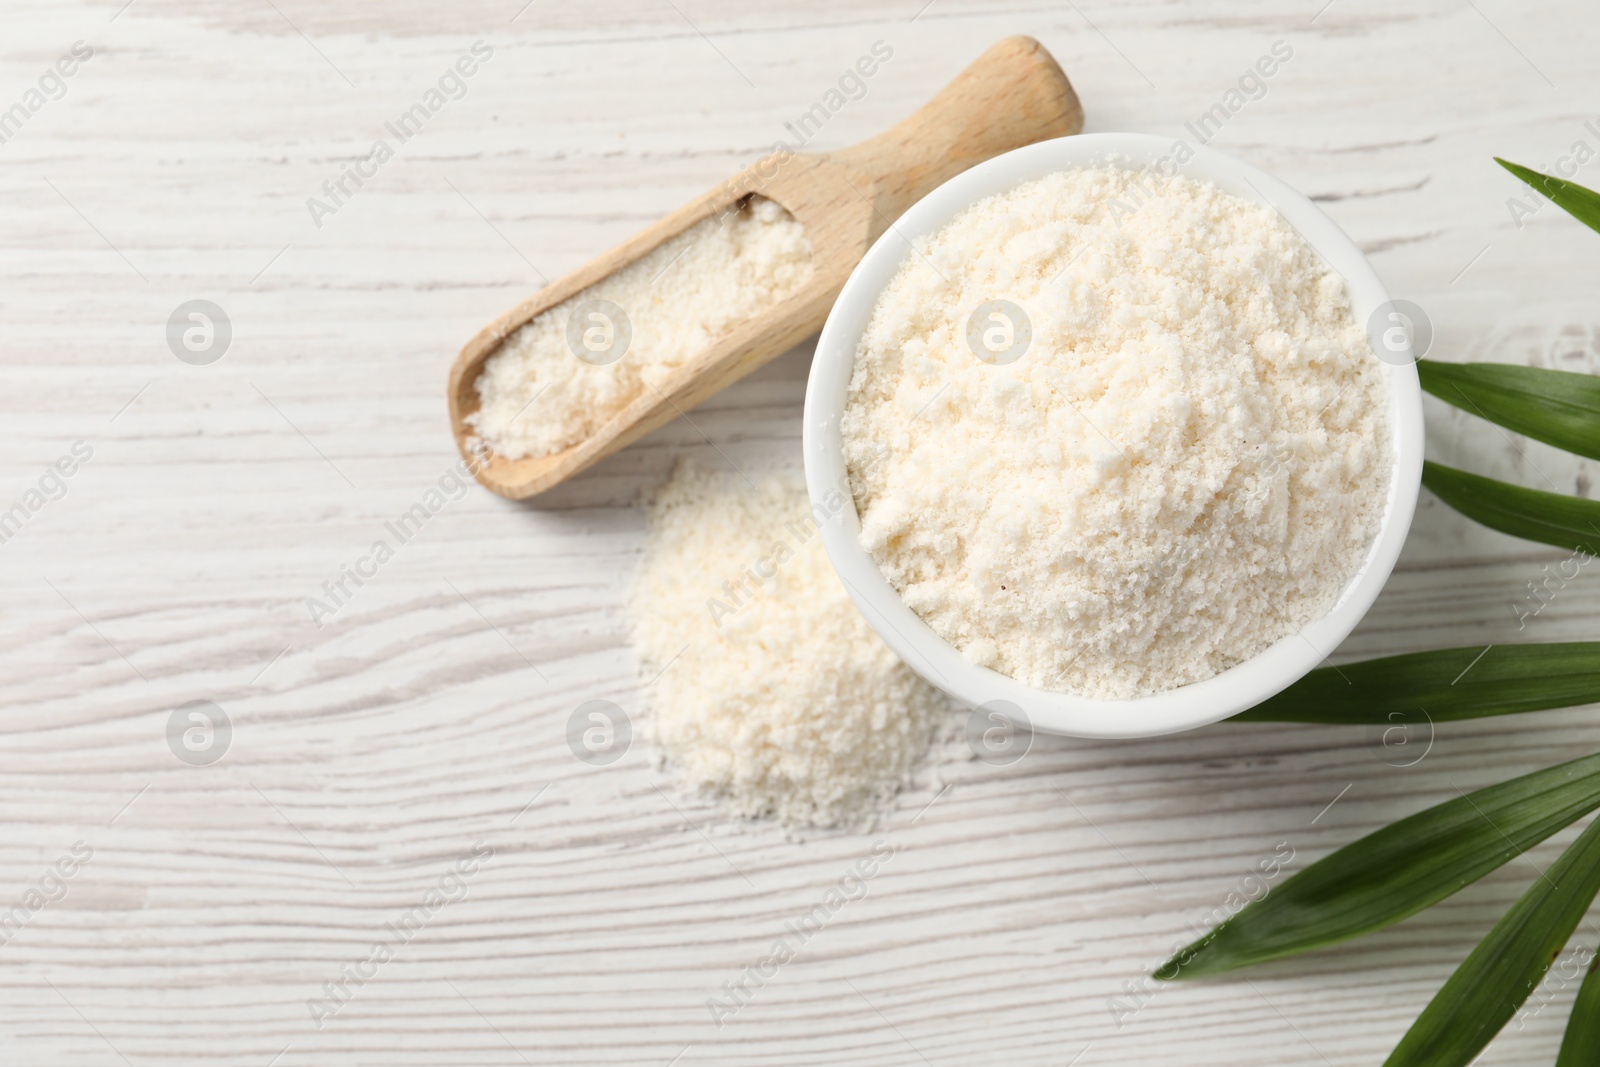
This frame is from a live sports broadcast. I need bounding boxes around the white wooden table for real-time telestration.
[3,0,1597,1063]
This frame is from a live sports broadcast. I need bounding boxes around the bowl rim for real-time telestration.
[801,132,1425,740]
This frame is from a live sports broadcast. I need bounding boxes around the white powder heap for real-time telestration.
[470,197,814,460]
[842,165,1391,701]
[630,462,946,829]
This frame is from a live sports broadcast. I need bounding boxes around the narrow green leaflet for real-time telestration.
[1418,360,1600,462]
[1557,950,1600,1067]
[1498,158,1600,236]
[1422,461,1600,554]
[1156,752,1600,980]
[1234,643,1600,725]
[1384,815,1600,1067]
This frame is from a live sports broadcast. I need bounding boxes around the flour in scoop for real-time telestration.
[469,197,813,460]
[841,164,1391,701]
[630,462,947,829]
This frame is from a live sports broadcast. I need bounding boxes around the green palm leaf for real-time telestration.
[1156,752,1600,980]
[1423,460,1600,554]
[1497,158,1600,236]
[1557,948,1600,1067]
[1418,360,1600,462]
[1233,643,1600,725]
[1154,154,1600,1057]
[1384,815,1600,1067]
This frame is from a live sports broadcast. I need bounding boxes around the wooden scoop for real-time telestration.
[447,35,1083,499]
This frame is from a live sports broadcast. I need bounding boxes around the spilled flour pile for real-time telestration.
[842,164,1391,700]
[469,197,813,460]
[630,463,947,829]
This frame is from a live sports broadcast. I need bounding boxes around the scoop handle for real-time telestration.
[830,36,1084,227]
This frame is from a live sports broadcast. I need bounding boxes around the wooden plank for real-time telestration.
[1,0,1597,1063]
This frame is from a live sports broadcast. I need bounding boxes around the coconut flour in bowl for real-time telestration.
[840,163,1392,701]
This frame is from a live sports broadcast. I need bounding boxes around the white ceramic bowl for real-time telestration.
[802,133,1424,740]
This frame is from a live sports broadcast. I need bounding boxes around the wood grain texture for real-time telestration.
[1,0,1598,1063]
